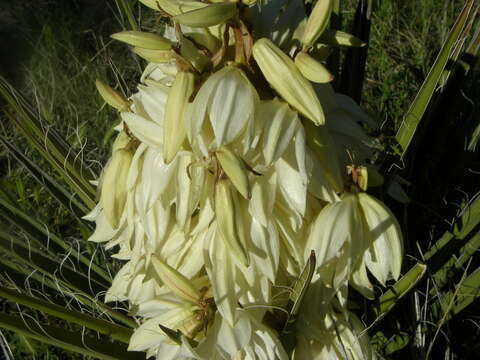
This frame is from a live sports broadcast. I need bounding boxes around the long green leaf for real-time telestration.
[395,0,476,158]
[370,263,427,326]
[430,230,480,292]
[0,195,110,284]
[430,266,480,322]
[0,231,106,296]
[117,0,138,31]
[0,135,91,223]
[0,285,132,343]
[280,251,316,355]
[0,76,97,209]
[0,231,136,328]
[0,313,140,360]
[423,194,480,262]
[0,255,134,329]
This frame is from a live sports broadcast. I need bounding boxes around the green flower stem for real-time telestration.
[0,285,132,343]
[0,313,141,360]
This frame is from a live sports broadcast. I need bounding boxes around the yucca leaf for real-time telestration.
[0,135,91,223]
[0,195,110,285]
[0,285,132,343]
[423,194,480,263]
[117,0,138,31]
[280,251,316,355]
[425,261,475,359]
[395,0,476,158]
[430,230,480,292]
[284,251,317,323]
[0,76,97,209]
[18,334,37,355]
[443,266,480,318]
[0,255,134,329]
[370,263,427,326]
[0,313,141,360]
[0,256,60,292]
[0,231,135,328]
[0,230,107,296]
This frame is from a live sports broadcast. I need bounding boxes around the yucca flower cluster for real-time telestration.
[86,0,404,358]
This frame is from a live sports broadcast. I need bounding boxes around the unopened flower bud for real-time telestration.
[100,148,132,229]
[111,31,172,50]
[252,38,324,125]
[151,255,201,303]
[216,147,251,199]
[294,51,334,83]
[173,3,237,28]
[163,72,195,163]
[95,79,130,112]
[215,179,250,266]
[132,47,174,63]
[321,29,366,47]
[139,0,206,15]
[301,0,333,47]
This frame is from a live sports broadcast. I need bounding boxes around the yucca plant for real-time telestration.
[0,0,479,359]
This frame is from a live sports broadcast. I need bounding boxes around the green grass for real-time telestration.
[343,0,465,129]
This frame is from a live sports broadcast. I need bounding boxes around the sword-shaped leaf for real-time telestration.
[395,0,476,158]
[370,263,427,326]
[0,285,132,343]
[279,251,316,354]
[0,313,141,360]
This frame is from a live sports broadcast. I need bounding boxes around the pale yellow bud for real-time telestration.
[163,72,195,163]
[151,255,201,303]
[301,0,333,47]
[358,166,368,191]
[252,38,325,125]
[95,79,130,112]
[347,165,368,191]
[294,51,334,83]
[111,31,172,50]
[321,30,366,47]
[138,0,206,15]
[215,180,250,266]
[216,147,251,199]
[132,47,173,63]
[173,3,237,28]
[100,148,132,229]
[111,131,131,152]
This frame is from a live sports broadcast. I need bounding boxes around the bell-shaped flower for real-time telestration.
[185,65,259,157]
[358,193,403,285]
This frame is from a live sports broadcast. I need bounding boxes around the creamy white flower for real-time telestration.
[89,6,405,357]
[185,66,258,156]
